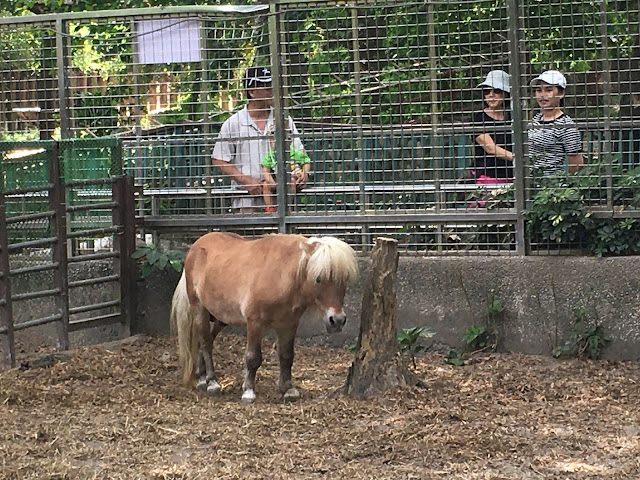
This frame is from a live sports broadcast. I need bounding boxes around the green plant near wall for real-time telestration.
[397,325,435,369]
[132,243,185,277]
[553,307,610,359]
[525,164,640,255]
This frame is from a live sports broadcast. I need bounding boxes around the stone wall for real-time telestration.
[136,256,640,361]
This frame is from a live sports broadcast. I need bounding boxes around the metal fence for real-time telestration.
[0,138,136,369]
[1,1,640,254]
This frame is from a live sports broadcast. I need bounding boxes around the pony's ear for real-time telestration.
[300,239,319,257]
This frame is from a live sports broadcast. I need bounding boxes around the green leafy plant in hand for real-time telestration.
[132,244,185,277]
[397,326,435,369]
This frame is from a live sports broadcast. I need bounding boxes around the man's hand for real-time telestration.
[242,176,264,196]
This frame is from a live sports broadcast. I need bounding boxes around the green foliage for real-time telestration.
[463,324,489,352]
[444,349,464,366]
[553,307,611,360]
[397,326,435,369]
[132,243,185,277]
[486,291,504,318]
[0,130,40,142]
[526,165,640,255]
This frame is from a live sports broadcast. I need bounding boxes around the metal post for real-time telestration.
[56,18,71,139]
[269,1,288,233]
[351,5,370,250]
[427,0,443,250]
[599,0,613,210]
[200,19,213,215]
[131,20,145,219]
[0,178,15,369]
[507,0,527,255]
[50,142,70,350]
[113,174,136,337]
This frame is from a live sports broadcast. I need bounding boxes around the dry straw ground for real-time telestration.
[1,334,639,480]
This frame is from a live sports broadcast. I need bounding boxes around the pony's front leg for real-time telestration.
[242,323,264,405]
[194,309,221,396]
[276,326,300,403]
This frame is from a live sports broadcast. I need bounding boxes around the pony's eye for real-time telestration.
[315,277,321,284]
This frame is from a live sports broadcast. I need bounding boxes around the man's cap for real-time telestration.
[531,70,567,89]
[245,66,272,89]
[477,70,510,93]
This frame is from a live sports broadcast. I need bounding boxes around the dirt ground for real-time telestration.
[1,334,639,480]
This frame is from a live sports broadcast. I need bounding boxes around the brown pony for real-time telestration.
[170,232,359,404]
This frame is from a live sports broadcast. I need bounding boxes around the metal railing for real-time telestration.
[1,1,639,254]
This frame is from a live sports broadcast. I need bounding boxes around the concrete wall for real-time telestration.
[135,256,640,361]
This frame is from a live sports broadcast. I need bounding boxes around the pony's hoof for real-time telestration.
[283,388,300,403]
[196,379,208,392]
[241,389,256,405]
[206,382,221,396]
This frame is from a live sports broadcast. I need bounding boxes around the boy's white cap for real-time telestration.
[531,70,567,89]
[477,70,510,93]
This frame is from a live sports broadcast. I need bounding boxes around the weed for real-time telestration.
[397,326,435,369]
[444,349,464,366]
[463,324,489,351]
[553,307,611,359]
[132,244,185,277]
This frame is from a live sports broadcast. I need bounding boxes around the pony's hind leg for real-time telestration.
[194,308,221,396]
[276,325,300,403]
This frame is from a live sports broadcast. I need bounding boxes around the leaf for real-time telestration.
[156,254,169,270]
[146,249,162,265]
[141,263,152,278]
[169,260,183,272]
[131,247,151,259]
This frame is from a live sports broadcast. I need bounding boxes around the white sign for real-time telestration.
[135,19,202,65]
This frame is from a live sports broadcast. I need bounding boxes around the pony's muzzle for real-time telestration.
[325,309,346,333]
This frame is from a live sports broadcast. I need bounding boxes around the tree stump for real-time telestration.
[344,237,422,399]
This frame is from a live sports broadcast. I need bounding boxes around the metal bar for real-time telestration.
[5,210,55,224]
[142,211,519,229]
[65,178,117,188]
[507,0,527,256]
[8,237,57,251]
[599,0,613,209]
[10,263,59,276]
[1,314,63,334]
[69,274,120,289]
[4,185,53,196]
[12,288,61,302]
[269,2,288,233]
[350,4,369,251]
[0,5,270,26]
[67,201,118,213]
[113,175,136,337]
[68,251,119,263]
[69,299,121,315]
[0,187,15,369]
[68,312,124,332]
[66,226,120,240]
[50,141,70,350]
[56,18,71,139]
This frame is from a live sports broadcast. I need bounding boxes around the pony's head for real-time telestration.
[299,236,359,333]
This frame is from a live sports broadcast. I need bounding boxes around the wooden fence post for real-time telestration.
[344,237,421,399]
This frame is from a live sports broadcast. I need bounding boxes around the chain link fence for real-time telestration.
[1,1,639,254]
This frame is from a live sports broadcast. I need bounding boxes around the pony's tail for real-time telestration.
[170,271,198,386]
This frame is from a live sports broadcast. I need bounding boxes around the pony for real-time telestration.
[170,232,359,404]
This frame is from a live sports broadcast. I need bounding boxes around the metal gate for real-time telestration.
[0,138,136,369]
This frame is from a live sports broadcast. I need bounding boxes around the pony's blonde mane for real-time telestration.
[299,236,359,285]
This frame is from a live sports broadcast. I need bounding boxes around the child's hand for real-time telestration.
[292,168,308,190]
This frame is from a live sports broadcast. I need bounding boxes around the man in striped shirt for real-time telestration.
[528,70,584,176]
